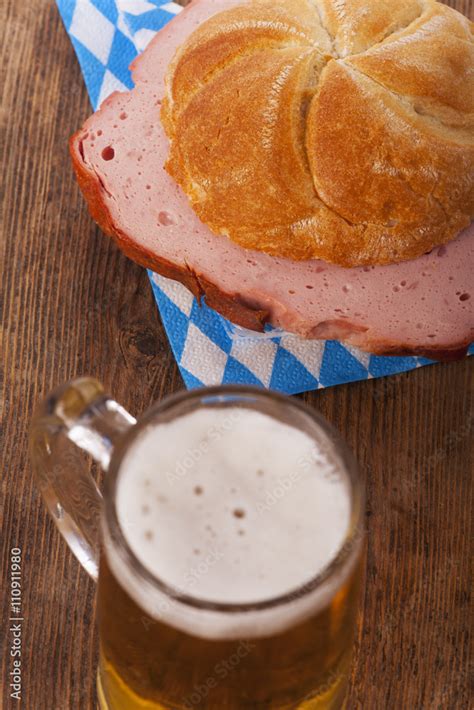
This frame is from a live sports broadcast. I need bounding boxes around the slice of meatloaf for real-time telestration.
[70,0,473,361]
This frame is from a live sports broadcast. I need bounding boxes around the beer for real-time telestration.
[98,407,361,709]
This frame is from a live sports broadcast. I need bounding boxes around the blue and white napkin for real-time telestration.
[56,0,473,393]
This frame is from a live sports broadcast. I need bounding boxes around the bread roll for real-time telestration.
[162,0,474,267]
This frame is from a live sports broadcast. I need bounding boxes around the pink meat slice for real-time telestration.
[71,0,473,356]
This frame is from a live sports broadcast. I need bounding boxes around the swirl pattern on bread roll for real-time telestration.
[161,0,474,267]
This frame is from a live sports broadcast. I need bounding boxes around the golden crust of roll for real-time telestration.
[162,0,474,267]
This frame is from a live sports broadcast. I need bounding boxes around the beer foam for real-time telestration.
[107,407,358,639]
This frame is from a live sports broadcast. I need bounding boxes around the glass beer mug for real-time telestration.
[30,378,364,709]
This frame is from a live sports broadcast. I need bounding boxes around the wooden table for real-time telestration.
[1,0,473,707]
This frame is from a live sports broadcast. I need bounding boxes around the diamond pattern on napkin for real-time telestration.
[70,0,116,64]
[229,339,278,388]
[57,0,473,394]
[180,324,229,385]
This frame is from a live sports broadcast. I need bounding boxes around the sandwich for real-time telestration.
[70,0,474,360]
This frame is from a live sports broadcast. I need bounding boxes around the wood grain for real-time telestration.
[1,1,472,708]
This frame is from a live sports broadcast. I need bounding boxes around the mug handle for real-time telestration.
[29,377,136,580]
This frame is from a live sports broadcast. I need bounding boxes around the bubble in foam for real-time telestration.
[109,407,354,639]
